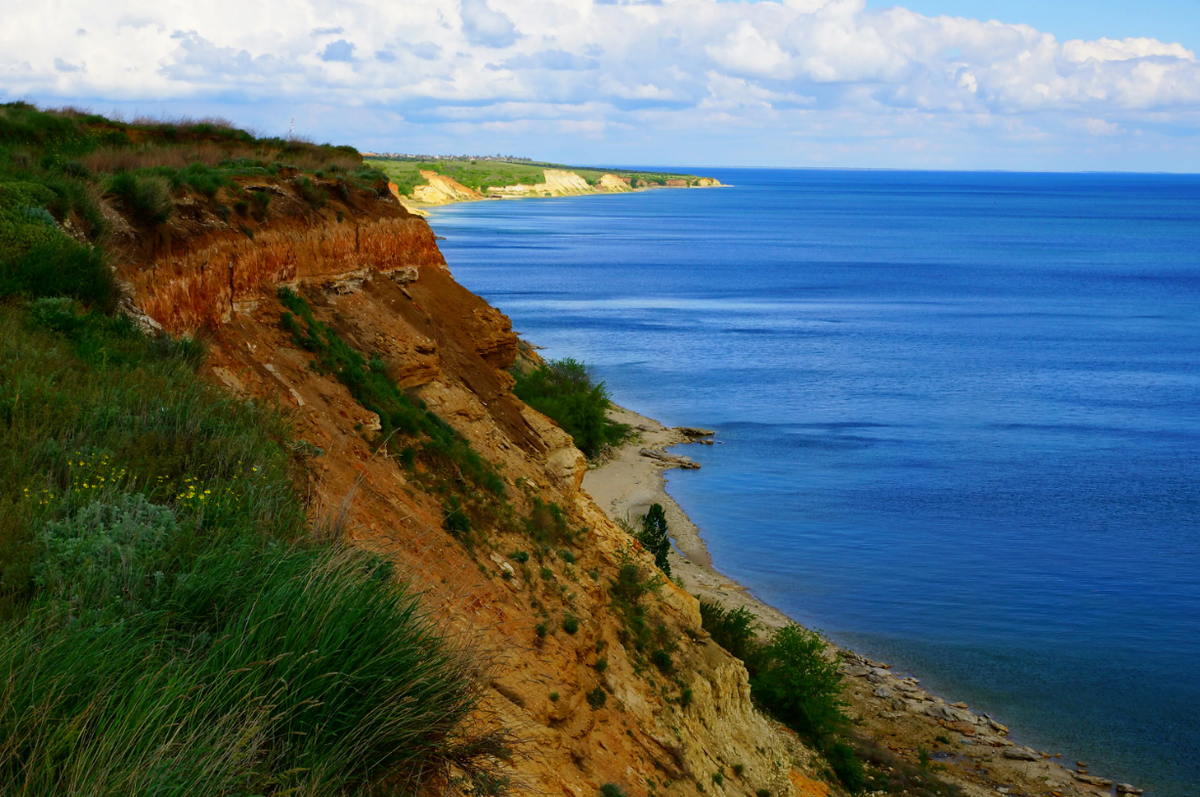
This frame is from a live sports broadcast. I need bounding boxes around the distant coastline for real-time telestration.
[368,157,722,214]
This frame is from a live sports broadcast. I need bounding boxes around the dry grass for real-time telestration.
[81,142,360,175]
[81,142,254,172]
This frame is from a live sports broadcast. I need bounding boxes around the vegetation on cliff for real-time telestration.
[0,104,508,795]
[369,157,709,197]
[512,357,629,458]
[700,600,963,797]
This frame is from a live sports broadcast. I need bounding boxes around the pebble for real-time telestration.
[1115,784,1144,795]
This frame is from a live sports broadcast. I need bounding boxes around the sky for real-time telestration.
[4,0,1200,171]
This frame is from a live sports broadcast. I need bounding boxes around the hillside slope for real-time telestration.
[110,143,813,797]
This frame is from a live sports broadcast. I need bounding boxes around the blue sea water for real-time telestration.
[430,169,1200,795]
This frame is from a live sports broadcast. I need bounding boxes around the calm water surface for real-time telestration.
[431,169,1200,795]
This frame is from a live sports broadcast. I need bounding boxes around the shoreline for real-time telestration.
[397,180,726,216]
[583,404,1137,797]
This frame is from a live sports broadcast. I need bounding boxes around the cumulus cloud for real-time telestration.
[460,0,519,48]
[1,0,1198,168]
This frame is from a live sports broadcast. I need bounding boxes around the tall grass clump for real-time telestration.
[1,524,494,796]
[105,171,174,226]
[512,358,629,458]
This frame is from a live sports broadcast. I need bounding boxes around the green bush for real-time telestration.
[512,358,629,457]
[0,238,114,306]
[586,686,607,709]
[293,174,328,209]
[562,613,579,634]
[824,738,867,793]
[599,785,628,797]
[750,624,846,742]
[699,600,759,664]
[106,171,173,226]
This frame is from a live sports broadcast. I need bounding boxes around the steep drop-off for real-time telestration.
[115,174,819,797]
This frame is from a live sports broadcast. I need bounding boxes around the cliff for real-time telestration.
[114,172,816,797]
[381,163,722,208]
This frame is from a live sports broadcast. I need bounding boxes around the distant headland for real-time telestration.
[366,155,721,212]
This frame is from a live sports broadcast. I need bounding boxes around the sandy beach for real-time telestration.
[584,404,1135,797]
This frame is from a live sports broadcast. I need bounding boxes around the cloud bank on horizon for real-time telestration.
[3,0,1199,170]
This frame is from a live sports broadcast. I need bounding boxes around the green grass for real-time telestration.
[367,157,709,198]
[0,301,507,794]
[513,358,629,458]
[0,102,512,792]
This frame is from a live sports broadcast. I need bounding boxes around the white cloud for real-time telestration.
[1,0,1199,168]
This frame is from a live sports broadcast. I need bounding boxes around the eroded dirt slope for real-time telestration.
[113,177,821,797]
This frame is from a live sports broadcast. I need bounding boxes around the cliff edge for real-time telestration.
[116,169,812,797]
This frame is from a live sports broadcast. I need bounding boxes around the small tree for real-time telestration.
[638,503,671,577]
[750,624,846,741]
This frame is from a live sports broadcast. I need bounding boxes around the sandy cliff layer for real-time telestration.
[395,167,721,208]
[114,176,818,797]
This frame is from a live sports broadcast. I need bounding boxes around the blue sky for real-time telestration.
[862,0,1200,47]
[4,0,1199,171]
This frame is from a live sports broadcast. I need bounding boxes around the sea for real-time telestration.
[430,169,1200,795]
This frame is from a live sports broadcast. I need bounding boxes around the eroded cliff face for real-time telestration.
[115,178,815,797]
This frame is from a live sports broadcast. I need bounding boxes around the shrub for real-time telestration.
[824,738,867,793]
[510,550,530,564]
[249,188,271,220]
[638,503,671,577]
[651,649,674,674]
[293,174,327,209]
[524,497,574,546]
[594,657,608,672]
[549,692,559,702]
[750,624,846,742]
[599,785,628,797]
[106,171,173,226]
[699,600,760,664]
[586,686,607,709]
[512,358,629,457]
[443,496,472,541]
[562,614,579,635]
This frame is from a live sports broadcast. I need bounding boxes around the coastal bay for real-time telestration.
[433,167,1200,795]
[585,404,1125,797]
